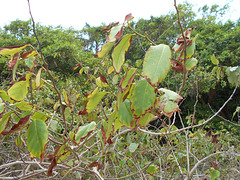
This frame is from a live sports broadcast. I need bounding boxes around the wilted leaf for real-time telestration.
[0,44,29,56]
[8,52,20,69]
[79,88,107,115]
[118,99,133,127]
[143,44,171,86]
[158,88,182,117]
[96,72,109,87]
[75,121,96,143]
[2,114,30,135]
[171,60,183,72]
[21,50,38,59]
[130,79,156,118]
[108,24,123,42]
[27,119,48,158]
[7,74,32,101]
[124,13,134,23]
[119,68,137,93]
[35,68,42,90]
[112,34,133,73]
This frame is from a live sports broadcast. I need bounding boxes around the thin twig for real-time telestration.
[27,0,68,139]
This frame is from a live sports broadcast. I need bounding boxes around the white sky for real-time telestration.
[0,0,239,30]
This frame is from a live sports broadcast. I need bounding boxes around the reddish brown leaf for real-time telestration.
[107,137,113,145]
[102,22,119,32]
[212,134,218,143]
[1,115,30,135]
[101,125,107,144]
[78,104,88,115]
[20,50,37,59]
[124,13,134,23]
[98,72,108,85]
[206,130,212,137]
[211,161,218,169]
[8,52,20,69]
[72,63,82,71]
[171,60,183,72]
[115,27,124,40]
[89,161,101,168]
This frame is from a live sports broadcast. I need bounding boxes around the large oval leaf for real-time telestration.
[143,44,171,86]
[112,34,133,73]
[27,119,48,158]
[130,79,155,118]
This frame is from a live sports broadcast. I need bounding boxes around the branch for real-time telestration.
[138,82,239,135]
[174,0,188,95]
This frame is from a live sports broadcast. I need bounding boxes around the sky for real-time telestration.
[0,0,239,30]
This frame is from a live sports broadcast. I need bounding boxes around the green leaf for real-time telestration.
[27,119,48,158]
[209,169,220,180]
[211,54,219,65]
[0,90,14,103]
[130,79,155,118]
[56,145,71,163]
[129,143,139,153]
[118,99,133,127]
[225,66,240,85]
[158,88,182,118]
[62,89,71,107]
[0,111,12,134]
[108,24,123,42]
[64,107,71,119]
[147,164,159,176]
[143,44,171,86]
[25,57,35,70]
[7,74,32,101]
[96,77,109,88]
[119,68,137,93]
[32,111,48,121]
[10,101,33,111]
[186,58,198,71]
[139,113,155,127]
[112,34,133,73]
[75,122,96,143]
[87,90,107,114]
[95,41,115,58]
[0,102,5,114]
[232,106,240,120]
[15,136,23,148]
[0,44,29,56]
